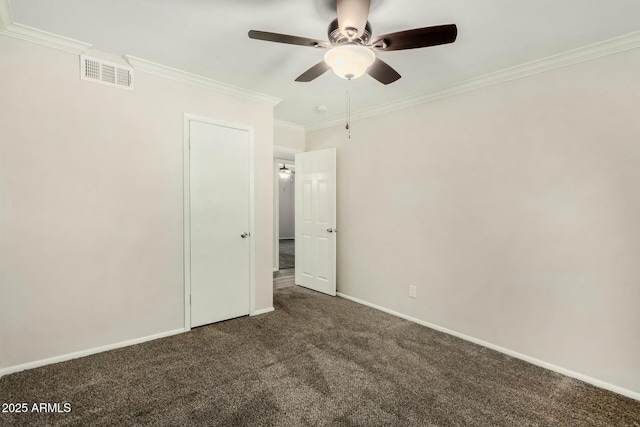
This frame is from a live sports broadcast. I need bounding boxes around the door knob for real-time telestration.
[327,228,336,233]
[241,232,249,238]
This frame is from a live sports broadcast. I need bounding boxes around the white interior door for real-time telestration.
[189,120,250,327]
[295,148,336,295]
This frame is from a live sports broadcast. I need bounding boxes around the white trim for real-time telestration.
[125,55,280,107]
[0,22,92,54]
[2,0,638,128]
[251,307,275,316]
[0,329,184,379]
[336,292,640,401]
[0,1,279,105]
[274,120,305,132]
[306,30,640,132]
[0,0,91,54]
[0,0,13,30]
[183,115,192,331]
[248,123,257,318]
[273,158,280,272]
[183,113,257,329]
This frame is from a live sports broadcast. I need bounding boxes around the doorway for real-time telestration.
[274,156,296,289]
[278,161,295,269]
[183,114,255,329]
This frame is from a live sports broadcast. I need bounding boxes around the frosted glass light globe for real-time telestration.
[324,44,375,80]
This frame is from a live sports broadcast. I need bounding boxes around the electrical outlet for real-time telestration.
[409,285,417,298]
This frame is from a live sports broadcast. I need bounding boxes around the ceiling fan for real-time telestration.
[248,0,457,85]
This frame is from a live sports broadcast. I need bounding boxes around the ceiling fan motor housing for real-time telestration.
[328,18,372,45]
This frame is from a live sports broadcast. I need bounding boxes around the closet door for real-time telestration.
[189,120,250,327]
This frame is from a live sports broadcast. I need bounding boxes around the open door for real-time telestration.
[295,148,336,296]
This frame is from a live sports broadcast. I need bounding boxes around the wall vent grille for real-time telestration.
[80,55,133,90]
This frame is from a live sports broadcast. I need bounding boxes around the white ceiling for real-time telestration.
[9,0,640,127]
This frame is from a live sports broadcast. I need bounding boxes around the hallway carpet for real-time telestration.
[279,239,295,269]
[1,286,639,426]
[273,268,295,289]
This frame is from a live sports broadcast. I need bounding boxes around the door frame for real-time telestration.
[273,146,302,272]
[183,113,256,331]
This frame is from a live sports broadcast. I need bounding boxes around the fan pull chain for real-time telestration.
[345,88,351,139]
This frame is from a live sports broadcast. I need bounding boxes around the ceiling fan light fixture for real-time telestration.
[324,44,375,80]
[279,164,292,176]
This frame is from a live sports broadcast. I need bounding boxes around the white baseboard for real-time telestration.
[0,328,185,379]
[252,307,274,316]
[336,292,640,402]
[273,267,279,272]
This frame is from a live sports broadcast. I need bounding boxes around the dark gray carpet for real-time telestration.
[1,286,639,426]
[279,239,295,269]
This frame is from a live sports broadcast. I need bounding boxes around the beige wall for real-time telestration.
[274,124,305,152]
[306,48,640,395]
[0,36,274,369]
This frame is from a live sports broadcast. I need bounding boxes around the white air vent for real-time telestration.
[80,55,133,90]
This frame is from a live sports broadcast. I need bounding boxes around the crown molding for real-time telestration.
[0,22,92,54]
[0,0,91,54]
[0,0,11,30]
[4,0,637,121]
[0,0,279,107]
[274,120,305,132]
[306,30,640,133]
[124,55,281,107]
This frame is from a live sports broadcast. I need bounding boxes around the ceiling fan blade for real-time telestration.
[248,30,330,48]
[295,61,332,82]
[367,58,401,85]
[337,0,371,39]
[371,24,457,51]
